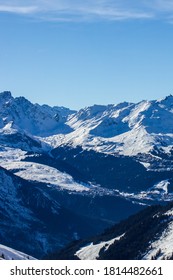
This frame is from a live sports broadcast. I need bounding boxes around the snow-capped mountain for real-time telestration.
[43,95,173,157]
[1,91,173,259]
[1,91,173,161]
[0,91,75,137]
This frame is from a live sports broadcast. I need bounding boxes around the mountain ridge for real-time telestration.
[1,91,173,157]
[1,91,173,259]
[47,202,173,260]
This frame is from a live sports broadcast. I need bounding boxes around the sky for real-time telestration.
[1,0,173,109]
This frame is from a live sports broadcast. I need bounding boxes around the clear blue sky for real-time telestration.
[0,0,173,109]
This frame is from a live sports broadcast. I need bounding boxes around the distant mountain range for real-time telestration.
[0,91,173,259]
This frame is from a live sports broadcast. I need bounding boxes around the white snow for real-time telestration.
[139,162,150,169]
[115,180,173,202]
[0,244,36,260]
[1,161,90,192]
[153,180,169,193]
[123,100,151,128]
[42,100,157,157]
[1,94,172,163]
[0,147,27,162]
[143,219,173,260]
[0,92,75,137]
[75,234,125,260]
[0,122,17,135]
[1,93,173,161]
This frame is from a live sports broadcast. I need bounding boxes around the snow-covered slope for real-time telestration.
[68,96,173,156]
[51,203,173,260]
[143,216,173,260]
[0,244,36,260]
[100,203,173,260]
[0,122,43,152]
[75,234,125,260]
[40,95,173,171]
[1,161,89,192]
[1,91,173,162]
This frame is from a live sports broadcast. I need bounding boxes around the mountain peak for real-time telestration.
[158,94,173,104]
[164,94,173,99]
[0,91,12,101]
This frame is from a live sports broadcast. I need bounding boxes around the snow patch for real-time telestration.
[75,234,125,260]
[0,244,36,260]
[143,219,173,260]
[115,180,172,202]
[1,161,90,193]
[139,162,150,169]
